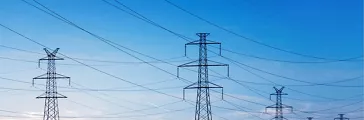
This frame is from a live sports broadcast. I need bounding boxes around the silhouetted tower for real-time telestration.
[265,86,293,120]
[334,114,349,120]
[178,33,229,120]
[307,117,314,120]
[33,48,70,120]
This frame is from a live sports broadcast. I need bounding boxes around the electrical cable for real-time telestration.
[10,0,362,119]
[162,0,363,61]
[0,45,192,65]
[103,0,364,88]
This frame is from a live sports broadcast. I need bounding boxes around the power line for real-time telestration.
[204,49,362,101]
[96,1,364,110]
[3,50,360,88]
[208,52,364,113]
[219,54,362,101]
[101,0,364,92]
[219,75,363,102]
[219,53,363,88]
[0,44,192,64]
[295,100,364,114]
[0,13,263,117]
[211,66,363,103]
[222,100,267,120]
[0,66,180,90]
[39,82,188,120]
[110,0,363,64]
[219,46,363,64]
[12,1,362,119]
[19,0,262,113]
[0,106,193,119]
[101,0,363,88]
[21,0,192,84]
[67,82,180,119]
[0,76,184,92]
[100,100,185,116]
[162,0,363,61]
[0,6,225,120]
[0,10,352,119]
[92,0,364,111]
[100,0,364,104]
[0,21,184,99]
[183,56,363,88]
[48,84,188,119]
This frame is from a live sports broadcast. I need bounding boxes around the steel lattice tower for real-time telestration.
[33,48,70,120]
[178,33,229,120]
[307,117,314,120]
[334,114,349,120]
[265,86,293,120]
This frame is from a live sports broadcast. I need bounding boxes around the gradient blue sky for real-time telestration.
[0,0,363,120]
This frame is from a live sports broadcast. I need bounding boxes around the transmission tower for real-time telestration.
[307,117,313,120]
[33,48,70,120]
[178,33,229,120]
[334,114,349,120]
[265,86,293,120]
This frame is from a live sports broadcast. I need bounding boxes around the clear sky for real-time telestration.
[0,0,363,120]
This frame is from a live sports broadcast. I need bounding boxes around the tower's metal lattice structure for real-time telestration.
[178,33,229,120]
[265,86,293,120]
[33,48,70,120]
[334,114,349,120]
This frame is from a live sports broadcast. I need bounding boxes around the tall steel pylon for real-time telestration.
[265,86,293,120]
[307,117,314,120]
[178,33,229,120]
[334,114,349,120]
[33,48,70,120]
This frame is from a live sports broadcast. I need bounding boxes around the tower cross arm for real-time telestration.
[32,72,71,86]
[269,93,288,100]
[334,118,350,120]
[177,60,229,77]
[185,40,221,45]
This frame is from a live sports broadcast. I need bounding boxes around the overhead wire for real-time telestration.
[223,99,268,120]
[216,53,362,100]
[0,45,192,65]
[17,0,356,114]
[0,106,193,119]
[0,13,263,116]
[97,2,364,114]
[202,49,361,101]
[24,0,362,111]
[0,4,234,120]
[3,49,360,88]
[33,82,188,118]
[21,0,268,111]
[103,0,363,88]
[207,51,364,117]
[219,45,363,64]
[162,0,363,61]
[219,53,363,88]
[0,22,264,120]
[70,81,183,113]
[294,100,364,114]
[11,0,362,119]
[0,76,185,92]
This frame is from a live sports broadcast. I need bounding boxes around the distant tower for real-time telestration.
[307,117,314,120]
[334,114,349,120]
[178,33,229,120]
[33,48,70,120]
[265,86,293,120]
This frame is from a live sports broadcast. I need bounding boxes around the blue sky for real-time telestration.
[0,0,363,120]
